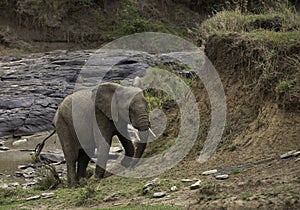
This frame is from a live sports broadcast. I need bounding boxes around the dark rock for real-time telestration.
[181,178,194,183]
[143,178,160,195]
[108,152,121,160]
[40,153,65,163]
[0,99,34,109]
[0,49,198,137]
[51,59,85,66]
[15,171,23,177]
[0,146,9,151]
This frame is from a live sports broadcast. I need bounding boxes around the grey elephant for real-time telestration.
[53,83,150,188]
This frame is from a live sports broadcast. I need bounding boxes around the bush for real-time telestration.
[116,1,168,35]
[35,165,61,190]
[143,63,193,112]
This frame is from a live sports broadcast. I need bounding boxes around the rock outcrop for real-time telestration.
[0,49,197,137]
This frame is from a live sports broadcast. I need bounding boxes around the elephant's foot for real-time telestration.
[68,180,79,188]
[121,156,133,167]
[103,171,114,178]
[67,161,79,188]
[95,165,106,179]
[130,158,140,168]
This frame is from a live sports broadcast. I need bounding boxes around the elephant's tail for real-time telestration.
[34,130,56,156]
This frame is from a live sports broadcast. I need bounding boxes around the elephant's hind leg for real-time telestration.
[56,116,79,188]
[77,149,90,180]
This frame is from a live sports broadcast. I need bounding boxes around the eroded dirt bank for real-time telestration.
[204,34,299,162]
[182,34,300,209]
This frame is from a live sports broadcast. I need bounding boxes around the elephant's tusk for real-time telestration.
[149,128,156,138]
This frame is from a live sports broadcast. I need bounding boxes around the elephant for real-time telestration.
[53,82,150,188]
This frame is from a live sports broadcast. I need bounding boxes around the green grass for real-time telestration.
[241,192,254,200]
[101,205,184,210]
[228,145,237,152]
[143,139,175,157]
[0,176,184,209]
[198,1,300,41]
[243,30,300,44]
[231,169,241,174]
[143,63,193,112]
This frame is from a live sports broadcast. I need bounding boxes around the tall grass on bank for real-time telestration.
[197,0,300,40]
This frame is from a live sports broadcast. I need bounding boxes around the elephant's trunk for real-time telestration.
[130,113,149,167]
[136,131,148,157]
[133,113,149,131]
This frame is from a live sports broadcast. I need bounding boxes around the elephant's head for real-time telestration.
[94,83,150,165]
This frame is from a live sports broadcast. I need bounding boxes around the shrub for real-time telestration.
[275,79,297,93]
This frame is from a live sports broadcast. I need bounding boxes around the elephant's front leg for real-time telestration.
[117,133,135,167]
[67,161,78,188]
[94,130,113,179]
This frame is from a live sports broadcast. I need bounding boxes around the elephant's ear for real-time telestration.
[94,83,120,121]
[116,86,144,121]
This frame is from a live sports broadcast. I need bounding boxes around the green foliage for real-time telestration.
[113,80,122,84]
[143,63,193,114]
[275,79,297,93]
[35,165,61,190]
[103,205,184,210]
[155,63,193,85]
[199,10,246,39]
[143,138,175,157]
[75,179,96,206]
[262,190,281,197]
[231,168,241,174]
[117,2,168,35]
[228,145,237,152]
[16,0,67,27]
[241,192,254,200]
[35,172,60,190]
[145,90,164,112]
